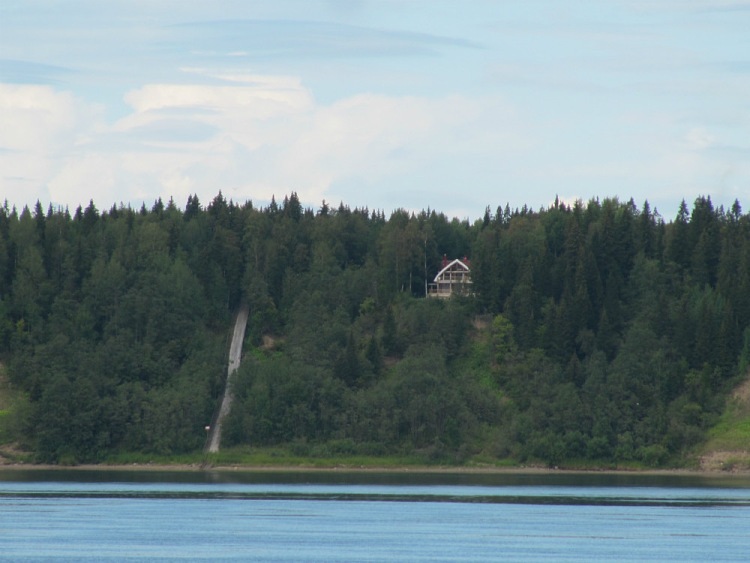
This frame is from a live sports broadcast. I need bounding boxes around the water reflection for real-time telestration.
[2,468,750,507]
[3,467,750,488]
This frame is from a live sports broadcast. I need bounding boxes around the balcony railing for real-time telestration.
[427,280,473,298]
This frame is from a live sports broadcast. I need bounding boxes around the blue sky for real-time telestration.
[1,1,749,220]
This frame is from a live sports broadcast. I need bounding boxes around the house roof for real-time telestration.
[433,258,471,282]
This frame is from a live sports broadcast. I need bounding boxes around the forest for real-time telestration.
[0,192,749,467]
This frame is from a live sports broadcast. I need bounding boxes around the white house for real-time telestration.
[427,256,472,298]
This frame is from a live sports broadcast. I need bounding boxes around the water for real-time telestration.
[2,469,750,561]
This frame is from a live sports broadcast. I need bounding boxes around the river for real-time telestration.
[1,469,750,561]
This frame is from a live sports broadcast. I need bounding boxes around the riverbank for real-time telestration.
[3,441,749,476]
[2,460,749,478]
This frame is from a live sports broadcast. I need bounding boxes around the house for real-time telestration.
[427,255,472,298]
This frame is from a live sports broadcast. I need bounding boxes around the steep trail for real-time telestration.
[205,305,250,453]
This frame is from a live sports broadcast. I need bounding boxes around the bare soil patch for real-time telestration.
[699,450,750,473]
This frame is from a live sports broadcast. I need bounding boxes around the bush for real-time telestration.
[638,444,668,467]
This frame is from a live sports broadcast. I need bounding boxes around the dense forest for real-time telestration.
[0,192,749,466]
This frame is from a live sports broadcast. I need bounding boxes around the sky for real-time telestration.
[1,0,749,221]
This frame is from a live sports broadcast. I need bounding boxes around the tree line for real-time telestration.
[0,193,748,466]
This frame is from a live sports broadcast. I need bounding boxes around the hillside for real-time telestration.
[0,193,748,468]
[699,375,750,471]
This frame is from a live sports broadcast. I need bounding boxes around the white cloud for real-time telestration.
[0,68,739,221]
[123,81,311,116]
[6,65,740,220]
[0,84,101,207]
[0,72,523,215]
[0,84,80,152]
[47,154,118,208]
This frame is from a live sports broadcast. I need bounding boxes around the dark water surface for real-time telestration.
[2,469,750,561]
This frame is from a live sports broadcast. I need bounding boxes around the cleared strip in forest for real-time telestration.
[205,304,250,453]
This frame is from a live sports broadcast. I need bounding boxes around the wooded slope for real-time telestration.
[0,193,747,466]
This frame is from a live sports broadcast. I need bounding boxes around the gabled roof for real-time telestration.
[433,258,471,282]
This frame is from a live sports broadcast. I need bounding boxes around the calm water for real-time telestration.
[2,470,750,561]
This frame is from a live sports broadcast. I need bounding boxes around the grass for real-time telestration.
[702,380,750,453]
[92,450,685,472]
[12,444,718,472]
[692,376,750,471]
[705,417,750,451]
[214,447,429,468]
[103,446,453,469]
[102,447,664,472]
[100,444,537,470]
[102,452,208,466]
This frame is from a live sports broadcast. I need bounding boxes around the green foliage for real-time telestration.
[1,194,748,467]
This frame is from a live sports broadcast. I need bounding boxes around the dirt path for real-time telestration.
[205,305,250,453]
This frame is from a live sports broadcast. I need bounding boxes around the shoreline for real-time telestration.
[1,461,749,478]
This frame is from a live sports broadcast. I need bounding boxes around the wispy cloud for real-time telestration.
[168,19,481,60]
[0,59,73,84]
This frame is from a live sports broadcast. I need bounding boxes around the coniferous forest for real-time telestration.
[1,192,749,466]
